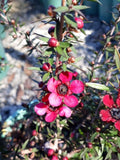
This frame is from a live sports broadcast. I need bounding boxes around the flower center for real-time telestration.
[110,108,120,120]
[57,84,68,96]
[49,106,58,112]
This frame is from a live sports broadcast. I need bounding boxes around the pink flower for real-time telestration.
[34,94,72,122]
[47,71,84,107]
[100,94,120,131]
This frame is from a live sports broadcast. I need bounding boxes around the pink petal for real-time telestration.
[59,71,73,83]
[47,77,60,93]
[99,109,113,122]
[34,103,48,116]
[103,95,114,108]
[45,112,57,122]
[116,98,120,107]
[64,95,78,107]
[70,80,84,94]
[49,93,62,107]
[114,120,120,131]
[59,106,72,118]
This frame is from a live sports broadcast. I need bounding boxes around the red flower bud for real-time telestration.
[74,17,84,29]
[48,38,59,47]
[70,132,75,138]
[42,63,51,72]
[32,130,37,136]
[47,149,54,157]
[87,142,93,148]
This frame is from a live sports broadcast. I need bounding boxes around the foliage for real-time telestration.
[0,0,120,159]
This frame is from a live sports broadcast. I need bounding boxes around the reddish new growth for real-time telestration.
[34,71,84,122]
[100,88,120,131]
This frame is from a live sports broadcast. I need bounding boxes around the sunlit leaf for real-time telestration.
[42,72,50,82]
[86,82,110,91]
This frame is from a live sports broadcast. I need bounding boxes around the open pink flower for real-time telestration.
[47,71,84,107]
[100,94,120,131]
[34,93,73,122]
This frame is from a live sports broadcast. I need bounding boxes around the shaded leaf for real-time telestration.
[54,6,68,13]
[114,47,120,71]
[22,139,29,150]
[64,14,77,28]
[87,0,102,4]
[72,5,90,11]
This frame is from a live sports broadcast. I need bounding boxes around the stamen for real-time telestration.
[57,84,68,95]
[110,108,120,120]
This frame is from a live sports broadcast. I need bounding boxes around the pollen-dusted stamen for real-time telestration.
[110,108,120,120]
[57,84,68,96]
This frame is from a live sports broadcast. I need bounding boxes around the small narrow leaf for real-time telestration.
[114,47,120,71]
[44,48,53,56]
[86,82,110,91]
[42,72,50,82]
[87,0,102,5]
[56,46,64,56]
[72,5,90,11]
[64,14,77,28]
[59,42,71,48]
[28,67,40,71]
[22,139,29,150]
[54,6,68,13]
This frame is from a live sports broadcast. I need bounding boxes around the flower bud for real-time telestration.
[74,17,84,29]
[32,130,37,136]
[42,63,52,72]
[47,149,54,157]
[47,5,56,17]
[48,38,59,47]
[48,26,55,37]
[87,142,93,148]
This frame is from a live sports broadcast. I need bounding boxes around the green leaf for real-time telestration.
[54,6,68,13]
[22,139,29,150]
[62,63,67,71]
[42,72,50,82]
[48,58,53,65]
[114,47,120,71]
[59,42,71,48]
[91,132,99,142]
[40,37,49,43]
[86,82,110,91]
[28,67,40,71]
[87,0,102,4]
[64,14,77,28]
[56,46,64,56]
[80,28,86,35]
[44,48,53,56]
[72,5,90,11]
